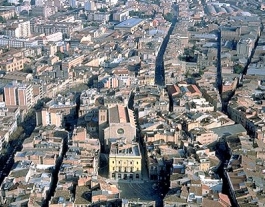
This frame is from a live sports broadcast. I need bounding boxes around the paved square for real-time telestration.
[117,181,162,206]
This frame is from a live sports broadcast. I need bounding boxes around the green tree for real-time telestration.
[152,0,160,6]
[55,51,65,60]
[0,16,7,23]
[90,22,99,27]
[9,126,24,141]
[129,10,144,17]
[146,41,153,49]
[98,7,107,12]
[11,13,18,19]
[23,64,33,73]
[185,70,191,78]
[34,97,52,110]
[2,1,12,6]
[23,67,33,73]
[178,46,197,62]
[233,64,244,74]
[164,13,173,22]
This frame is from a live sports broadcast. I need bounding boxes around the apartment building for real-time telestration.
[84,1,96,11]
[109,142,142,180]
[62,55,84,72]
[41,107,65,127]
[17,84,33,109]
[4,83,17,106]
[221,27,241,41]
[189,128,218,145]
[144,129,180,144]
[4,82,33,109]
[32,83,44,100]
[99,76,119,89]
[4,20,31,38]
[237,38,255,58]
[0,37,38,48]
[31,21,82,36]
[0,57,24,72]
[93,12,110,22]
[41,96,77,127]
[0,8,16,20]
[113,10,129,22]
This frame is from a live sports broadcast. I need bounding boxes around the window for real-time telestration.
[136,162,139,164]
[136,174,139,179]
[113,167,115,170]
[112,173,115,178]
[118,174,121,178]
[117,128,124,134]
[112,161,114,164]
[100,115,105,121]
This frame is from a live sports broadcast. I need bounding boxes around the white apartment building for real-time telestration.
[17,84,34,109]
[84,0,96,11]
[4,20,31,38]
[93,12,110,22]
[113,10,129,22]
[105,0,118,6]
[18,20,31,38]
[7,0,18,4]
[35,0,45,6]
[69,0,77,8]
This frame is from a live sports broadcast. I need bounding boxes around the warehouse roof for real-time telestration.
[115,18,143,29]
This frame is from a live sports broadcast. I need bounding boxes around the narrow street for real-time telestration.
[215,139,239,207]
[214,14,263,207]
[0,111,36,186]
[154,4,178,86]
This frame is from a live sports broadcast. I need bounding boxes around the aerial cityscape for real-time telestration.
[0,0,264,206]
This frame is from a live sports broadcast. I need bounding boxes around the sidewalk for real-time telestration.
[106,178,145,184]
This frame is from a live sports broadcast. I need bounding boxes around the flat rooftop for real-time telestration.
[109,143,141,156]
[211,124,247,138]
[115,18,143,29]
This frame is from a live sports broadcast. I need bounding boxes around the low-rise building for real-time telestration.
[114,18,144,33]
[189,127,218,145]
[41,94,77,127]
[109,142,142,180]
